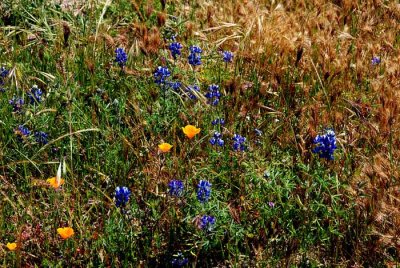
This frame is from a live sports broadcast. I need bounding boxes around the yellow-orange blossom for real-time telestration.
[57,227,74,239]
[158,143,173,153]
[182,125,201,139]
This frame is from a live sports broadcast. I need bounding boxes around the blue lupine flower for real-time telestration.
[188,46,202,66]
[0,66,8,78]
[154,66,171,86]
[209,132,224,147]
[312,129,337,160]
[205,84,221,105]
[115,47,128,67]
[222,51,233,63]
[197,180,211,203]
[28,85,43,104]
[233,134,246,151]
[199,215,216,231]
[169,81,181,91]
[34,131,49,145]
[185,85,200,100]
[115,186,131,207]
[171,252,189,267]
[211,118,225,126]
[9,96,24,112]
[16,125,31,137]
[168,180,184,197]
[371,56,381,65]
[169,42,183,60]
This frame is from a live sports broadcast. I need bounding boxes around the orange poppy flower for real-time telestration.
[182,125,201,139]
[6,242,17,251]
[47,177,65,188]
[158,143,173,153]
[57,227,74,239]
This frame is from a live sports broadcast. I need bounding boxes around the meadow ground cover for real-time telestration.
[0,0,400,267]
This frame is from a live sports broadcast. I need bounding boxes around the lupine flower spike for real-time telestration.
[188,46,202,66]
[28,85,43,104]
[197,180,211,203]
[57,227,74,239]
[171,252,189,267]
[222,51,233,63]
[115,47,128,68]
[182,125,201,139]
[168,180,184,197]
[312,129,337,160]
[233,134,246,151]
[169,41,183,60]
[371,56,381,65]
[209,132,224,147]
[154,66,171,86]
[199,215,216,231]
[205,84,221,105]
[115,186,131,207]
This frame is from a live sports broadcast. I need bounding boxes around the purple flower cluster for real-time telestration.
[0,66,8,92]
[169,81,181,91]
[16,125,31,137]
[211,118,225,126]
[371,56,381,65]
[34,131,49,145]
[222,51,233,63]
[209,132,224,147]
[199,215,216,231]
[9,96,24,112]
[115,186,131,207]
[171,252,189,267]
[115,47,128,68]
[233,134,246,151]
[185,85,200,100]
[197,180,211,203]
[154,66,171,86]
[312,129,337,160]
[28,85,43,104]
[169,42,183,60]
[188,46,202,66]
[168,180,184,197]
[205,84,221,105]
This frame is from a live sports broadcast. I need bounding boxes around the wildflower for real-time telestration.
[115,47,128,67]
[371,56,381,65]
[211,118,225,126]
[268,201,275,208]
[158,142,173,153]
[6,242,17,251]
[154,66,171,86]
[185,85,200,100]
[115,186,131,207]
[169,42,183,60]
[168,180,184,197]
[27,85,43,104]
[197,180,211,203]
[15,125,31,137]
[254,128,262,136]
[312,129,337,160]
[171,252,189,267]
[9,96,24,112]
[263,170,270,179]
[205,84,221,105]
[222,51,233,63]
[232,134,246,151]
[34,131,49,145]
[0,66,8,78]
[57,227,74,239]
[182,125,201,139]
[188,45,202,66]
[47,177,65,188]
[199,215,216,231]
[209,132,224,147]
[169,81,181,91]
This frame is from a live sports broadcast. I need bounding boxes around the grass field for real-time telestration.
[1,0,400,267]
